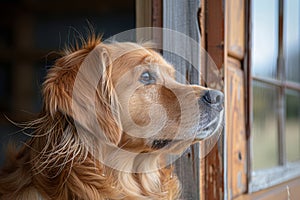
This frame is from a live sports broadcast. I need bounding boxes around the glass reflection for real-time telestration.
[286,90,300,162]
[284,0,300,83]
[252,81,279,170]
[251,0,279,79]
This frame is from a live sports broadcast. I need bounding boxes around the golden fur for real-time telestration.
[0,35,223,200]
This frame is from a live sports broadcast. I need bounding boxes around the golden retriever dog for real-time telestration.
[0,35,224,200]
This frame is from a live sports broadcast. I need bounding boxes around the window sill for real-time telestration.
[236,176,300,200]
[250,161,300,193]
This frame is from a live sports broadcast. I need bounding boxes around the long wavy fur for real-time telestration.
[0,35,180,200]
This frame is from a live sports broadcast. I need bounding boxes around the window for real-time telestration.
[250,0,300,192]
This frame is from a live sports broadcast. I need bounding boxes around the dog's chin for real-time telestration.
[149,110,224,151]
[194,110,224,141]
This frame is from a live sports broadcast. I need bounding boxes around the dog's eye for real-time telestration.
[139,71,156,85]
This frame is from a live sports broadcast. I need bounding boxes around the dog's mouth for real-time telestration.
[151,111,224,150]
[151,139,173,149]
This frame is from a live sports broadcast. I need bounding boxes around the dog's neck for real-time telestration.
[26,113,181,199]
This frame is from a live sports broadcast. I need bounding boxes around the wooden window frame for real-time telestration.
[248,0,300,193]
[225,0,300,199]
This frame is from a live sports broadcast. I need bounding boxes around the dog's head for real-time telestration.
[43,38,224,157]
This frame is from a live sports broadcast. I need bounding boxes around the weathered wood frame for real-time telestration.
[136,1,202,199]
[137,1,227,199]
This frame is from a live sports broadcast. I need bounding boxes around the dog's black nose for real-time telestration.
[202,90,224,107]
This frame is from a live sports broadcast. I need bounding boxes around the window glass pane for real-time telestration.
[252,81,279,170]
[251,0,279,79]
[284,0,300,83]
[286,90,300,162]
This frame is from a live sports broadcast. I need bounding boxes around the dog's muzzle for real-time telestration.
[195,89,224,140]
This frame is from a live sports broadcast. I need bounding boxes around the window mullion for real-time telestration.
[277,0,286,166]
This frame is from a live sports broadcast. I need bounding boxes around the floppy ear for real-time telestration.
[42,44,122,145]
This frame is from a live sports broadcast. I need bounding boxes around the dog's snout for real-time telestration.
[202,90,224,108]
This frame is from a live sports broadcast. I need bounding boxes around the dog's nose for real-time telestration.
[202,90,224,107]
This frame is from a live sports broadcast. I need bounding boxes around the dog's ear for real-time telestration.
[43,44,122,145]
